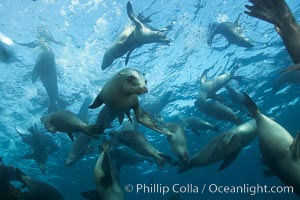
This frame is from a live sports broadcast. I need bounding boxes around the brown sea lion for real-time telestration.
[114,130,172,169]
[243,93,300,195]
[81,143,124,200]
[181,116,219,134]
[207,14,253,48]
[165,122,189,168]
[179,119,257,173]
[101,1,170,70]
[245,0,300,63]
[15,168,64,200]
[41,110,102,141]
[89,68,171,135]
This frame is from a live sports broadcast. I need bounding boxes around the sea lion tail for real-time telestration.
[242,92,260,117]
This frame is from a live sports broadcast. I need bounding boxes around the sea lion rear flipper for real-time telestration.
[89,94,104,109]
[125,46,138,66]
[126,1,142,28]
[207,22,218,46]
[85,125,104,138]
[218,150,241,171]
[67,133,74,142]
[242,93,260,118]
[290,133,300,161]
[80,190,102,200]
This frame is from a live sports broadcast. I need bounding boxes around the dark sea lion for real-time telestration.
[41,110,102,141]
[81,143,124,200]
[273,70,300,91]
[181,116,219,134]
[179,119,257,173]
[165,122,189,168]
[89,68,171,135]
[32,41,60,113]
[245,0,300,63]
[243,93,300,195]
[195,99,243,125]
[207,14,253,48]
[101,1,170,70]
[114,130,172,169]
[14,168,64,200]
[15,124,59,174]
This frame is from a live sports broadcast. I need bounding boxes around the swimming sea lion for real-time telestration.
[181,116,219,134]
[243,93,300,195]
[0,32,15,62]
[179,119,257,173]
[109,147,154,170]
[195,99,243,125]
[41,110,102,141]
[165,122,189,168]
[273,70,300,91]
[245,0,300,63]
[101,1,170,70]
[89,68,171,135]
[32,41,60,113]
[114,130,172,169]
[81,142,124,200]
[15,124,59,174]
[197,69,240,102]
[14,168,64,200]
[207,13,253,48]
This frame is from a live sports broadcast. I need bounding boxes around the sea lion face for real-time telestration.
[40,116,57,133]
[152,31,171,45]
[118,68,148,95]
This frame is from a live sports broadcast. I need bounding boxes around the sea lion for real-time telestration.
[245,0,300,64]
[114,130,172,169]
[0,32,15,62]
[273,70,300,91]
[165,122,189,168]
[109,147,154,170]
[89,68,170,135]
[32,41,60,113]
[197,69,240,102]
[81,143,124,200]
[41,110,102,141]
[195,99,243,125]
[14,168,64,200]
[181,116,219,134]
[15,124,59,174]
[207,13,253,48]
[243,93,300,195]
[101,1,170,70]
[179,119,257,173]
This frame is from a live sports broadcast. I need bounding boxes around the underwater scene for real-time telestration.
[1,0,300,199]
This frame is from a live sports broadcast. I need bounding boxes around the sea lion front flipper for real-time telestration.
[218,150,241,171]
[80,190,102,200]
[290,133,300,161]
[125,45,139,66]
[234,13,242,27]
[89,94,104,109]
[101,148,113,186]
[134,106,171,135]
[281,63,300,73]
[125,111,132,123]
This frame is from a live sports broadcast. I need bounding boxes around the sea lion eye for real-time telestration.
[127,75,135,82]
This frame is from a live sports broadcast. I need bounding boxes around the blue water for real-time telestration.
[1,0,300,199]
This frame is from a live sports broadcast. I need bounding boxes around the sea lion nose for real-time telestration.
[143,87,148,93]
